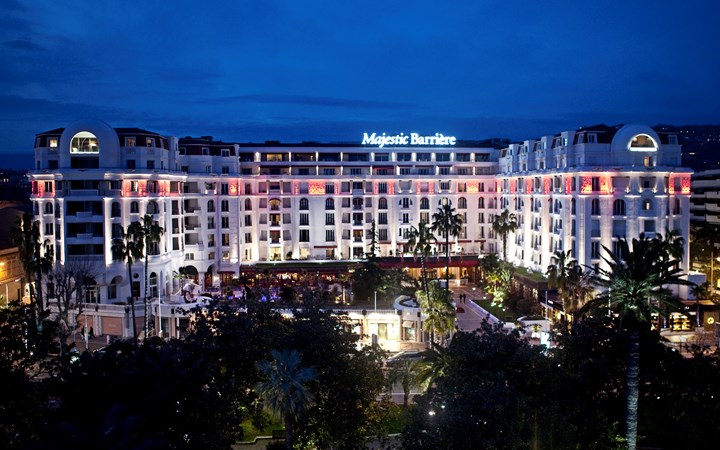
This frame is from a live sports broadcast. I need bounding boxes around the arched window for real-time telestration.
[131,201,139,214]
[107,275,122,300]
[478,197,485,209]
[244,199,252,210]
[591,199,600,215]
[613,199,626,216]
[207,200,215,212]
[325,198,334,210]
[420,198,429,210]
[299,198,309,210]
[458,197,467,209]
[378,197,387,210]
[642,199,653,211]
[70,131,99,153]
[111,202,121,217]
[149,272,158,298]
[147,201,159,215]
[44,202,53,214]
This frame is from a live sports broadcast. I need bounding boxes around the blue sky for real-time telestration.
[1,0,719,165]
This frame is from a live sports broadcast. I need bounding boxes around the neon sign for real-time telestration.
[362,132,456,148]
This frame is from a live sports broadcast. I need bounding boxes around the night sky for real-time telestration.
[1,0,719,167]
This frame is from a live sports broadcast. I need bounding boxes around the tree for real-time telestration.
[110,222,144,342]
[547,250,594,320]
[485,261,515,307]
[387,357,422,408]
[414,343,452,390]
[491,209,518,261]
[10,213,53,313]
[431,201,464,295]
[139,214,164,339]
[45,258,97,356]
[579,234,691,450]
[256,349,317,450]
[417,281,456,345]
[406,222,437,301]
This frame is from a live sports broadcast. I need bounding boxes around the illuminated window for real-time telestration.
[71,131,99,153]
[629,134,657,149]
[49,138,58,148]
[642,199,653,211]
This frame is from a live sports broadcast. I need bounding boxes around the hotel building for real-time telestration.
[28,120,692,335]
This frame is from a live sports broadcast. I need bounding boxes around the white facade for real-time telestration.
[29,120,691,305]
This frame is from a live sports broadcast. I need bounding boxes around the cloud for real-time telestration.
[2,38,44,52]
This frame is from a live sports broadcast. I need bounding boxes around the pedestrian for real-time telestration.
[89,327,95,338]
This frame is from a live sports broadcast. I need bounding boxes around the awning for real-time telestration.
[402,320,415,328]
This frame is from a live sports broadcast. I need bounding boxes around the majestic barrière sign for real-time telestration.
[362,132,456,148]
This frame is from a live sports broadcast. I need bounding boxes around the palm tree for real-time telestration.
[491,209,518,261]
[10,213,53,313]
[431,200,464,295]
[387,357,422,408]
[414,342,452,390]
[579,234,691,450]
[111,222,144,342]
[406,222,437,300]
[139,215,164,338]
[546,250,593,320]
[417,281,456,345]
[255,349,316,450]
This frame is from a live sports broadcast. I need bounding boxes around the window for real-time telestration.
[642,199,653,211]
[613,199,626,216]
[300,213,309,226]
[299,229,310,242]
[378,212,388,225]
[70,131,99,153]
[146,201,159,215]
[221,149,230,157]
[299,198,309,210]
[147,160,155,170]
[591,199,600,215]
[146,137,155,147]
[420,198,429,209]
[111,202,120,217]
[205,166,211,173]
[378,183,388,194]
[440,181,450,191]
[130,201,139,214]
[208,235,216,247]
[202,147,210,155]
[244,233,252,243]
[221,217,229,228]
[208,217,215,229]
[127,160,136,169]
[591,177,600,192]
[400,198,410,208]
[325,229,335,242]
[325,183,335,194]
[325,213,335,225]
[458,197,467,209]
[420,212,429,224]
[45,223,53,235]
[222,234,230,246]
[379,229,388,241]
[402,213,410,224]
[244,215,252,226]
[221,200,229,212]
[591,242,600,258]
[244,199,252,211]
[207,200,215,212]
[378,198,388,210]
[221,184,229,195]
[49,138,58,148]
[325,198,335,210]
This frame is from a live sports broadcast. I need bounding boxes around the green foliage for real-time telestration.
[485,261,515,307]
